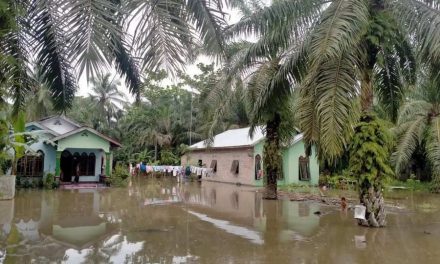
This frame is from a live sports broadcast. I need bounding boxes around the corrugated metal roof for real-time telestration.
[189,127,265,149]
[189,127,304,150]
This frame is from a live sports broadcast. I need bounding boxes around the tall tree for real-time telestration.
[89,73,126,127]
[392,68,440,191]
[226,0,440,227]
[0,0,228,112]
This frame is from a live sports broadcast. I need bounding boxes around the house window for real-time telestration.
[198,159,203,167]
[231,160,239,175]
[299,156,310,181]
[17,151,44,177]
[210,160,217,172]
[255,154,262,180]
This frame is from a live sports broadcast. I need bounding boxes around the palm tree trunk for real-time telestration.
[358,67,386,228]
[358,181,386,227]
[263,113,282,200]
[360,69,374,112]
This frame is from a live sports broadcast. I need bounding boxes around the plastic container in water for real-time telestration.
[354,205,366,220]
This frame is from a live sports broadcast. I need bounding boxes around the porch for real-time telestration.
[55,148,113,183]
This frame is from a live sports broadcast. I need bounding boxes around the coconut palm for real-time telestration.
[227,0,440,227]
[0,0,227,112]
[25,68,54,121]
[392,70,440,191]
[89,73,126,127]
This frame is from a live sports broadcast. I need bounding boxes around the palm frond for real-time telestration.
[186,0,227,56]
[426,115,440,173]
[63,0,122,80]
[32,3,78,111]
[130,0,195,73]
[246,58,290,125]
[392,116,427,173]
[389,0,440,63]
[227,0,323,41]
[374,53,404,122]
[308,0,369,66]
[313,52,360,160]
[397,100,432,124]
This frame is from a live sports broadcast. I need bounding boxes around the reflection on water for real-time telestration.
[1,178,440,263]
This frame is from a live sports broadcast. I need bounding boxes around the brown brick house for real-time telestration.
[181,127,319,186]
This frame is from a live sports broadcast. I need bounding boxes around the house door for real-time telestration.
[60,150,74,182]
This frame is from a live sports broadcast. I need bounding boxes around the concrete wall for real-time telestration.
[27,132,57,177]
[182,147,255,186]
[282,141,319,185]
[57,131,110,152]
[253,140,319,186]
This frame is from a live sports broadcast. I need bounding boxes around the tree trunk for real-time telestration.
[360,69,374,112]
[263,113,282,200]
[358,67,386,227]
[358,182,386,227]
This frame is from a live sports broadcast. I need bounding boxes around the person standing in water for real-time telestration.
[74,163,80,183]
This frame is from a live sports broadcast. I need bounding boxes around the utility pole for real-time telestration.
[189,87,193,146]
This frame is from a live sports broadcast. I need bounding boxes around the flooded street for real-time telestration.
[1,178,440,263]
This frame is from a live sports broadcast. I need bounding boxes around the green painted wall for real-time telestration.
[57,131,110,152]
[253,138,319,186]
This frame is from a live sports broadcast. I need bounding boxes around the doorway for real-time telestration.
[60,150,74,182]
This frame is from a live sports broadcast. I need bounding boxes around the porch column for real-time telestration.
[55,151,62,176]
[105,152,112,176]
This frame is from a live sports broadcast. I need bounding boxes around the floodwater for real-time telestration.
[1,178,440,264]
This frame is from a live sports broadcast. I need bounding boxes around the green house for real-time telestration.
[181,127,319,186]
[22,116,121,183]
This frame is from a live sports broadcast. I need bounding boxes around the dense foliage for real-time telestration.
[1,0,440,205]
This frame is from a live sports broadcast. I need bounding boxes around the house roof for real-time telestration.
[51,127,122,147]
[189,126,304,150]
[189,127,265,150]
[26,115,121,148]
[37,115,81,135]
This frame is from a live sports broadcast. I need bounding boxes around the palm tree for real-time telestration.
[0,0,227,112]
[89,74,126,128]
[25,68,53,121]
[227,0,440,227]
[392,70,440,191]
[206,39,296,199]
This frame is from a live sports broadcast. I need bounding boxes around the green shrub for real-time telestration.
[22,178,31,188]
[44,173,55,189]
[109,164,130,187]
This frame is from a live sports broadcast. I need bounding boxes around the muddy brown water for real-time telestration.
[1,177,440,263]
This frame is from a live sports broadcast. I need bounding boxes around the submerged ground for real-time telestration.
[1,177,440,263]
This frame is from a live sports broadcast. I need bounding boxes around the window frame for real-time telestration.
[210,160,217,173]
[231,160,239,175]
[298,156,311,181]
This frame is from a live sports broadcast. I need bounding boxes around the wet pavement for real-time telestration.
[1,177,440,263]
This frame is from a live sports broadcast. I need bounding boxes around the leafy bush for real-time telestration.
[44,173,55,189]
[108,164,130,187]
[159,149,179,165]
[348,114,393,188]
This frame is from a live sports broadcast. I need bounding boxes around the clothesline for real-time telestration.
[190,165,213,178]
[130,163,184,176]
